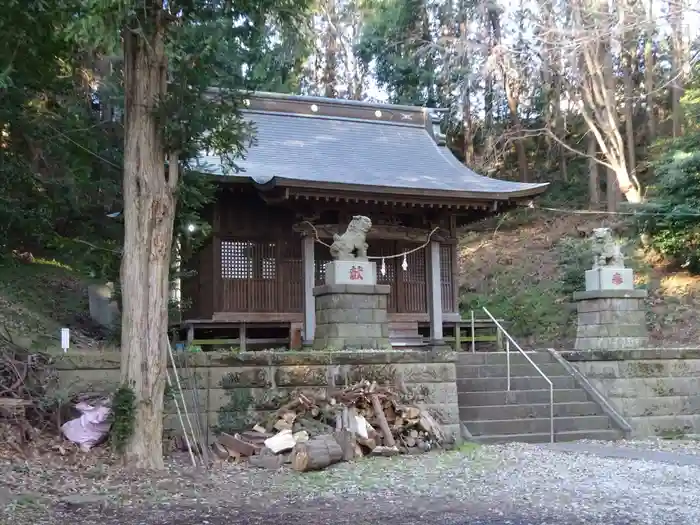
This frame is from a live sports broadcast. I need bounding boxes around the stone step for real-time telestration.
[460,401,602,421]
[464,415,612,436]
[458,388,590,407]
[457,375,577,392]
[457,351,555,366]
[456,363,567,379]
[473,429,621,444]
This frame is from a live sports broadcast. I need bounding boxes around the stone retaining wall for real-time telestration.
[54,349,460,440]
[565,349,700,438]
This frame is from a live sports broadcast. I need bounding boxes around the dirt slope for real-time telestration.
[0,257,108,350]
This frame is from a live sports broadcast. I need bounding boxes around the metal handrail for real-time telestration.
[482,307,554,444]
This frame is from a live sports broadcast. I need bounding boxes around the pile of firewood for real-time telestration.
[213,380,447,472]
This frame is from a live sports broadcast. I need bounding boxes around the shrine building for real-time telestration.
[178,92,548,350]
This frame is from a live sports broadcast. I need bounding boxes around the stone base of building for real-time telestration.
[313,283,390,350]
[573,289,649,351]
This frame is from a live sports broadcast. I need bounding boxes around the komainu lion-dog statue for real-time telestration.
[591,227,624,269]
[330,215,372,261]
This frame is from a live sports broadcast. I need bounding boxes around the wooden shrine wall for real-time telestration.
[182,188,458,321]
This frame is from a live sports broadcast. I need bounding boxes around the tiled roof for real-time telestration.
[195,93,548,200]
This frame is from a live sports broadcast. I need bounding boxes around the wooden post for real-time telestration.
[428,241,444,343]
[302,235,316,346]
[186,323,194,346]
[240,322,247,352]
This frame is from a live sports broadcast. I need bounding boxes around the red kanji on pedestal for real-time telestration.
[611,272,623,285]
[349,265,364,281]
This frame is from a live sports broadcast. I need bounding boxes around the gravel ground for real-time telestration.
[581,437,700,455]
[3,442,699,525]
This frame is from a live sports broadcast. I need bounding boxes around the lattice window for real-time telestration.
[439,245,452,283]
[221,241,253,279]
[221,240,278,280]
[260,242,277,280]
[440,244,455,312]
[401,248,426,282]
[377,257,396,284]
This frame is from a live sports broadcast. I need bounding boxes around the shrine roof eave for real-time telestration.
[210,173,549,203]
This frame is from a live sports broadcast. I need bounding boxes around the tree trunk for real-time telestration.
[644,0,656,142]
[463,85,474,165]
[588,135,600,209]
[622,32,636,183]
[322,0,339,98]
[120,10,177,470]
[505,86,528,182]
[554,70,567,182]
[669,0,685,138]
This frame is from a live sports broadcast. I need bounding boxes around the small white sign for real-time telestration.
[61,328,70,352]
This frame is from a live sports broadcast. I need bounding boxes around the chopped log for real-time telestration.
[291,434,344,472]
[274,419,294,432]
[240,430,273,442]
[293,430,310,443]
[264,429,296,454]
[418,412,445,442]
[249,453,286,470]
[218,432,256,457]
[405,436,416,448]
[409,429,418,439]
[370,393,396,448]
[252,425,267,434]
[356,437,377,450]
[211,442,230,460]
[401,406,421,419]
[332,429,356,461]
[370,445,399,457]
[294,417,334,436]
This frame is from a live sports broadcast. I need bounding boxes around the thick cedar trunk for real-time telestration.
[120,9,176,470]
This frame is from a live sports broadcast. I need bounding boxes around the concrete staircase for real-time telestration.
[457,351,622,443]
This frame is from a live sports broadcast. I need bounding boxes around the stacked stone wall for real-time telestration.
[566,349,700,438]
[54,349,460,440]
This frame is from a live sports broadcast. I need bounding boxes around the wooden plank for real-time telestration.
[442,335,498,343]
[211,312,303,323]
[191,337,288,347]
[191,338,240,346]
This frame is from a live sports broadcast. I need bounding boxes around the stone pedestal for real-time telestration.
[573,289,648,351]
[324,260,377,286]
[313,284,390,350]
